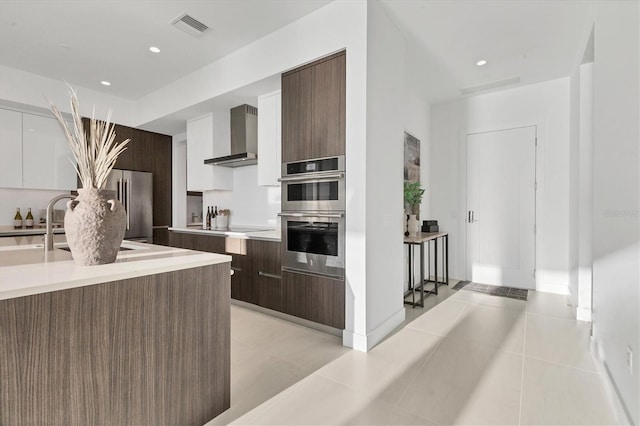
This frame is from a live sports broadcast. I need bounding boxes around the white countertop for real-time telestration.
[0,225,65,237]
[0,241,231,301]
[170,226,281,242]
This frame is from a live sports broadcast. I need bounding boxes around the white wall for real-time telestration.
[568,66,581,306]
[203,165,280,227]
[403,92,432,283]
[0,65,134,125]
[0,188,70,226]
[358,0,406,349]
[172,133,187,228]
[577,61,593,322]
[404,91,431,218]
[430,78,571,294]
[591,2,639,424]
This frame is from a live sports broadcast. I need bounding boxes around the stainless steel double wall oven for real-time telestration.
[279,156,345,279]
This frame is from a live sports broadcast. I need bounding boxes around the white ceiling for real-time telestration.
[381,0,592,103]
[0,0,332,99]
[2,0,592,132]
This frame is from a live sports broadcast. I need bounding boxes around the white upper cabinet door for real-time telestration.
[257,90,281,186]
[22,113,76,190]
[0,108,23,188]
[186,113,232,191]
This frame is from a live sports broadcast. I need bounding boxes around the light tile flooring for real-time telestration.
[207,287,618,425]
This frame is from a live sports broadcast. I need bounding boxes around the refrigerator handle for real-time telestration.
[124,179,130,230]
[117,179,122,202]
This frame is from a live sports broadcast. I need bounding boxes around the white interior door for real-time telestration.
[466,126,536,289]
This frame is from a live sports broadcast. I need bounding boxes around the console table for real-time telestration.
[404,232,449,308]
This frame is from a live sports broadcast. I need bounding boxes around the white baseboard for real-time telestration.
[342,307,406,352]
[536,271,569,295]
[576,306,592,322]
[590,337,635,425]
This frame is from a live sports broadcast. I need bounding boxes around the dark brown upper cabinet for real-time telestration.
[282,51,346,163]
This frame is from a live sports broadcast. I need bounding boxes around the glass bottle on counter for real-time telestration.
[13,208,23,229]
[25,208,34,228]
[212,205,217,229]
[205,206,211,229]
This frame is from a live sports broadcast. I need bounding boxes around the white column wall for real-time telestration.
[577,62,593,322]
[172,133,187,228]
[568,67,580,307]
[358,0,406,350]
[591,2,639,423]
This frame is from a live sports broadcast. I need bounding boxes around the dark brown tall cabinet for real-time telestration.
[81,120,172,245]
[282,51,346,162]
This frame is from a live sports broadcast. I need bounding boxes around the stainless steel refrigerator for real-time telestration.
[105,169,153,242]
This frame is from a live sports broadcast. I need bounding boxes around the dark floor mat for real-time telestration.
[452,280,470,290]
[455,281,528,301]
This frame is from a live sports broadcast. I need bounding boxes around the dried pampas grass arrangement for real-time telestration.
[48,86,129,189]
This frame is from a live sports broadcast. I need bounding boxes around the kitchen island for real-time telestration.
[0,241,232,425]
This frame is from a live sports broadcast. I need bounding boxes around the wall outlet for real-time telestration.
[626,346,633,375]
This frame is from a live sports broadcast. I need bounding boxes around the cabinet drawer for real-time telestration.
[282,270,344,329]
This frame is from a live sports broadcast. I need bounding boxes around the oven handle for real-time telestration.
[281,266,344,281]
[278,212,344,218]
[277,172,344,183]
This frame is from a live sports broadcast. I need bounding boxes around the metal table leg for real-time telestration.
[409,244,415,307]
[445,235,449,286]
[434,238,439,295]
[420,241,425,307]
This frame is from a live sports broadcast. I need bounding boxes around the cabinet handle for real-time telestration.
[278,212,344,218]
[258,271,281,280]
[278,172,344,182]
[231,266,242,272]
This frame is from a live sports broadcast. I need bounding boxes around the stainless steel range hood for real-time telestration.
[204,104,258,167]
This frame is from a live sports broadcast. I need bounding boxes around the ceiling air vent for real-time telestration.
[460,76,521,95]
[170,12,210,37]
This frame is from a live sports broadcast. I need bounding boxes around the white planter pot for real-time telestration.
[407,214,420,237]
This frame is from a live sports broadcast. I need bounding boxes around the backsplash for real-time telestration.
[0,188,71,226]
[202,165,280,228]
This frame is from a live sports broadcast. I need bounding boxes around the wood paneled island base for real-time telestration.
[0,264,230,425]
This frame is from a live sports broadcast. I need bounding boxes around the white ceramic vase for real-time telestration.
[64,189,126,266]
[407,214,420,237]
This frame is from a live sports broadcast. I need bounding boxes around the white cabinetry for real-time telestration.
[22,114,76,190]
[0,109,23,188]
[257,90,281,186]
[0,108,75,190]
[186,113,232,191]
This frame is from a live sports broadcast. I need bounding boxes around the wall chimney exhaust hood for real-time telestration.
[204,104,258,167]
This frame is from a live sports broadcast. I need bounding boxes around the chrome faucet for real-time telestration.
[45,194,74,251]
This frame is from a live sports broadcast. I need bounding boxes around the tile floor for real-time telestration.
[207,287,618,425]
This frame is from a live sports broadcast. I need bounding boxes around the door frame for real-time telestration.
[458,121,545,289]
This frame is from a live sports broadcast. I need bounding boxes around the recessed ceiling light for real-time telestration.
[100,81,111,86]
[476,59,488,66]
[149,46,161,53]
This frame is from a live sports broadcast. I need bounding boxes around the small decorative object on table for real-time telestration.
[49,87,130,266]
[404,181,425,237]
[422,220,439,233]
[216,209,230,229]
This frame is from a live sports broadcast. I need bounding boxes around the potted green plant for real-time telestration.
[404,181,425,236]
